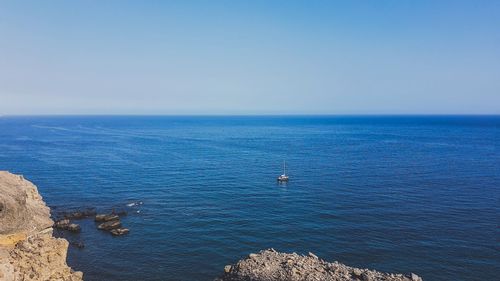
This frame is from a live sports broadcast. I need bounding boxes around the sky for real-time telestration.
[0,0,499,115]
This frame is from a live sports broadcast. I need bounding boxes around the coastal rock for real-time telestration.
[0,172,52,237]
[67,223,81,233]
[0,171,83,281]
[54,219,81,233]
[62,209,96,220]
[410,273,422,281]
[362,272,373,281]
[95,214,119,222]
[110,228,129,236]
[95,211,131,235]
[97,220,121,230]
[216,249,421,281]
[353,268,363,277]
[308,252,318,259]
[55,219,71,229]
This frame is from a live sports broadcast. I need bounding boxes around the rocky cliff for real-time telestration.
[0,171,83,281]
[217,249,422,281]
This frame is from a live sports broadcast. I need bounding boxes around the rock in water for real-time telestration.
[95,214,120,222]
[70,241,85,249]
[63,208,96,220]
[110,228,129,236]
[0,171,83,281]
[97,220,122,230]
[67,223,81,233]
[215,249,422,281]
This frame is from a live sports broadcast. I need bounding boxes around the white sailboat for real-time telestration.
[277,160,289,182]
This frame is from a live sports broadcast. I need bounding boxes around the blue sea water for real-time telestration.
[0,116,498,281]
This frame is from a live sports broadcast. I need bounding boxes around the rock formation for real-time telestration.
[0,171,83,281]
[94,213,129,236]
[216,249,422,281]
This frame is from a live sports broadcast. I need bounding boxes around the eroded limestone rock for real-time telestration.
[216,249,422,281]
[0,171,83,281]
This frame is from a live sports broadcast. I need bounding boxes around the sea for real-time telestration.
[0,116,498,281]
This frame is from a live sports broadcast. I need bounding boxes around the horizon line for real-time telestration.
[2,113,499,117]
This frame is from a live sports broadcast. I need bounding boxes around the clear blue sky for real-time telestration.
[1,1,499,115]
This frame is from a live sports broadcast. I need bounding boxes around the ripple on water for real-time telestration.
[0,116,498,281]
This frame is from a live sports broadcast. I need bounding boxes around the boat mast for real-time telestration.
[283,160,286,176]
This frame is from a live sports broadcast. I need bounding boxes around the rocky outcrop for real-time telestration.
[0,171,83,281]
[94,213,129,236]
[217,249,422,281]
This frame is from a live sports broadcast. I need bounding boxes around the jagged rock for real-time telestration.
[216,249,421,281]
[308,252,318,259]
[110,228,129,236]
[0,172,52,237]
[410,273,422,281]
[362,272,373,281]
[54,219,80,233]
[95,214,119,222]
[353,268,363,277]
[0,171,83,281]
[97,220,121,230]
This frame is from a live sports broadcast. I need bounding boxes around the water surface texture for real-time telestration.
[0,116,498,281]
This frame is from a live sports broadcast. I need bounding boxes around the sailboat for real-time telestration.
[277,161,289,182]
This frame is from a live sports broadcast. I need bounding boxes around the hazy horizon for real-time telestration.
[1,1,499,115]
[5,113,499,117]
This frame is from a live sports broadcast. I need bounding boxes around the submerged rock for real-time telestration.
[62,208,96,220]
[111,209,128,217]
[216,249,422,281]
[70,241,85,249]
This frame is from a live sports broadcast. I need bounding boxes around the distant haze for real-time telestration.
[1,1,499,115]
